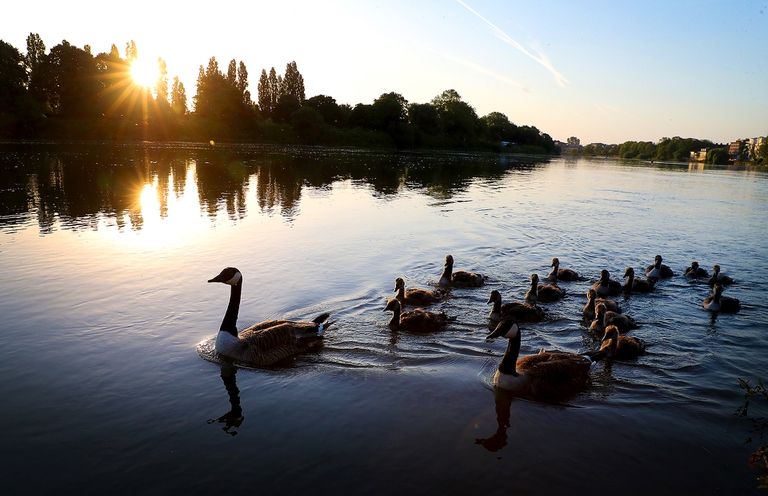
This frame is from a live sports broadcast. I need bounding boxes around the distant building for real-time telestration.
[729,137,765,161]
[554,140,583,155]
[689,148,708,162]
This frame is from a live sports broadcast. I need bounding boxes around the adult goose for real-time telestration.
[438,254,485,288]
[645,255,674,280]
[208,267,332,366]
[487,290,545,324]
[525,273,566,303]
[582,288,621,321]
[394,277,446,307]
[708,265,734,286]
[622,267,655,293]
[599,325,646,360]
[384,298,448,333]
[684,261,708,279]
[702,284,741,313]
[547,257,581,282]
[590,302,637,334]
[487,320,608,398]
[592,269,622,297]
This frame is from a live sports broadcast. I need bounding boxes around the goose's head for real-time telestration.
[487,319,520,341]
[445,254,454,268]
[208,267,242,286]
[551,257,560,268]
[586,288,597,300]
[713,283,724,297]
[394,277,405,292]
[654,255,663,266]
[384,298,401,313]
[488,289,501,305]
[600,269,610,282]
[690,261,699,270]
[623,267,634,279]
[530,273,539,284]
[602,325,620,348]
[595,302,607,318]
[713,264,721,275]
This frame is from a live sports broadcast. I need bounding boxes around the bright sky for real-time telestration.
[2,0,766,144]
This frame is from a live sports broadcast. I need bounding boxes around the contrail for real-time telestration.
[456,0,569,87]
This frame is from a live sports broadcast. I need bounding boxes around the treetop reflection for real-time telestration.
[0,144,547,234]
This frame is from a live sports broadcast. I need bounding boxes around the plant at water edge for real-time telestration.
[736,378,768,489]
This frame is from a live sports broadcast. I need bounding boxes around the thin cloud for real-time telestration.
[416,41,531,92]
[456,0,569,87]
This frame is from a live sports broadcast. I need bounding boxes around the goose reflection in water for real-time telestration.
[207,366,244,436]
[475,388,514,452]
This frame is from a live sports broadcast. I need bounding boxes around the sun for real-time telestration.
[130,58,159,88]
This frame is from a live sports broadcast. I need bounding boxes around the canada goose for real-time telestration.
[547,257,580,282]
[599,325,646,360]
[645,255,674,279]
[487,289,545,323]
[592,269,622,297]
[384,298,448,332]
[394,277,446,306]
[487,320,608,398]
[438,254,485,287]
[708,265,734,286]
[684,261,708,278]
[590,302,637,334]
[208,267,332,366]
[582,288,621,321]
[702,284,741,313]
[525,273,566,303]
[622,267,655,293]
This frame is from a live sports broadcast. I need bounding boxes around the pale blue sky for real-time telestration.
[2,0,766,144]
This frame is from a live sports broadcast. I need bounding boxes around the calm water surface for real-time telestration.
[1,144,767,495]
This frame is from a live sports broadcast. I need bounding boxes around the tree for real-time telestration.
[257,69,271,115]
[282,61,305,103]
[567,136,580,145]
[372,92,408,130]
[125,40,138,62]
[0,40,37,137]
[226,59,236,85]
[24,33,46,82]
[758,138,768,164]
[237,61,250,105]
[481,111,514,142]
[430,89,480,144]
[155,57,168,104]
[408,103,441,135]
[304,94,345,127]
[170,76,187,115]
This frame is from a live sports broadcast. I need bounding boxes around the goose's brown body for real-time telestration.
[487,290,545,323]
[394,277,446,306]
[599,325,646,360]
[525,273,566,303]
[438,254,485,288]
[385,298,448,332]
[582,288,621,321]
[592,270,622,297]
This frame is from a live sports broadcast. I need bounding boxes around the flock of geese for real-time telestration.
[206,254,741,400]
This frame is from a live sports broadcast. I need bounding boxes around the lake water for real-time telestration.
[1,143,767,495]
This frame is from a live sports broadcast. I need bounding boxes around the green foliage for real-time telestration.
[655,136,715,161]
[706,148,729,165]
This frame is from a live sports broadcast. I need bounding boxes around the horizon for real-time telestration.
[2,0,766,145]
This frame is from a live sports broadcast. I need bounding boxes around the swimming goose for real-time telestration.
[592,269,622,297]
[702,283,740,313]
[582,288,621,321]
[487,289,545,324]
[622,267,655,293]
[385,298,448,332]
[525,273,566,303]
[438,254,485,287]
[487,319,608,398]
[394,277,446,306]
[645,255,674,280]
[208,267,332,366]
[707,265,734,286]
[599,325,646,360]
[590,302,637,334]
[546,257,580,282]
[684,261,708,278]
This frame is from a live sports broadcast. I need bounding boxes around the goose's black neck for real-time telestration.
[220,280,242,336]
[498,332,521,376]
[491,299,502,314]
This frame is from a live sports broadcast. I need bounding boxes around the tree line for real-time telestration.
[0,34,557,153]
